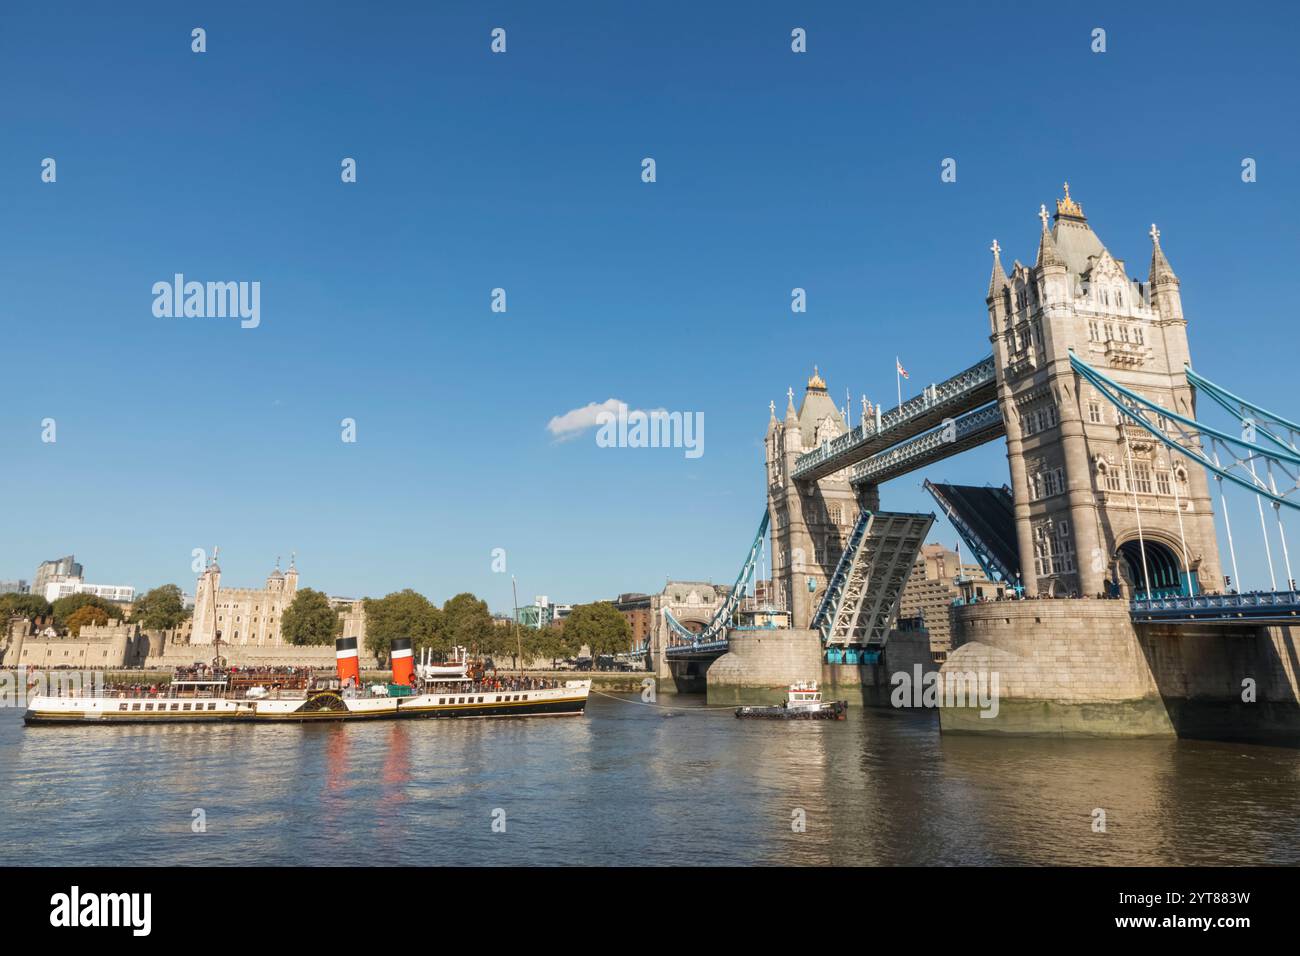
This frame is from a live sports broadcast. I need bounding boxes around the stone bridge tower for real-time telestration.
[765,369,878,628]
[988,185,1222,598]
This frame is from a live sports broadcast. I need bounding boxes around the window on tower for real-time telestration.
[1127,461,1153,495]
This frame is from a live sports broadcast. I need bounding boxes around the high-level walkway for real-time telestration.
[850,404,1005,486]
[792,356,996,483]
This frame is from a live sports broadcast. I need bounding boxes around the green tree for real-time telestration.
[441,592,495,656]
[529,624,574,669]
[562,602,632,658]
[53,593,123,627]
[482,619,514,666]
[0,593,52,621]
[280,588,343,646]
[132,584,188,630]
[363,589,443,662]
[65,604,109,636]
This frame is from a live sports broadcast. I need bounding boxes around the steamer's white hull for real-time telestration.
[24,681,592,725]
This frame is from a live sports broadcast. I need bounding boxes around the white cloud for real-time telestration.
[546,398,628,441]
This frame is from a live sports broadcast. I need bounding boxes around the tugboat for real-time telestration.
[735,680,847,720]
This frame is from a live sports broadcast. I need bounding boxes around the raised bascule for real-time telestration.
[645,186,1300,741]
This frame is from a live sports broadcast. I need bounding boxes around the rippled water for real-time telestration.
[2,693,1298,866]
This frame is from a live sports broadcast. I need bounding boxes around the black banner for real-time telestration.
[4,866,1280,941]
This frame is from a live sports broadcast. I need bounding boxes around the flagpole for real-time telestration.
[896,357,902,408]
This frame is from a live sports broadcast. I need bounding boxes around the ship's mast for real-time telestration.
[210,546,224,668]
[511,575,523,671]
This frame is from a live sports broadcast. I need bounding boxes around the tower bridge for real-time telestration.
[649,186,1300,738]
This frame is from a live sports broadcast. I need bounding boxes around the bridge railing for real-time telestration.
[1132,590,1300,615]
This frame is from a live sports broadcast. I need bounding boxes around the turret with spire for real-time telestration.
[987,238,1008,298]
[987,238,1009,334]
[285,551,299,596]
[1035,190,1072,307]
[192,546,223,646]
[1035,202,1065,271]
[765,398,781,485]
[1147,223,1183,322]
[267,556,285,592]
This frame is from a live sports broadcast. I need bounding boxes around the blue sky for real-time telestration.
[2,2,1297,610]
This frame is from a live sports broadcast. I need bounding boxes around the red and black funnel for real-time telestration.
[335,636,361,686]
[391,637,414,686]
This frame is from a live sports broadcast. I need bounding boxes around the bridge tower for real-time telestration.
[988,185,1222,598]
[766,370,877,628]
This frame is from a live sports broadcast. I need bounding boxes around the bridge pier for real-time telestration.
[939,598,1300,743]
[704,628,822,705]
[820,626,938,706]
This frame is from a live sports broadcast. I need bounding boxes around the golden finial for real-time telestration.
[1055,181,1085,220]
[807,365,827,391]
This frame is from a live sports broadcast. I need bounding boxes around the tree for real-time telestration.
[484,619,519,667]
[530,624,574,669]
[562,602,632,658]
[53,593,123,627]
[132,584,188,630]
[65,604,109,636]
[363,589,442,662]
[0,593,52,622]
[280,588,343,646]
[441,593,495,656]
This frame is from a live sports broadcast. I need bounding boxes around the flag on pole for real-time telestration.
[896,357,909,380]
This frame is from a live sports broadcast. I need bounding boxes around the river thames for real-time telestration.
[2,693,1298,866]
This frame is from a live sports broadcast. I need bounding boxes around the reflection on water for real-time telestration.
[1,694,1297,866]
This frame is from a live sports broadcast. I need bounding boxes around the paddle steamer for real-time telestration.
[23,638,591,725]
